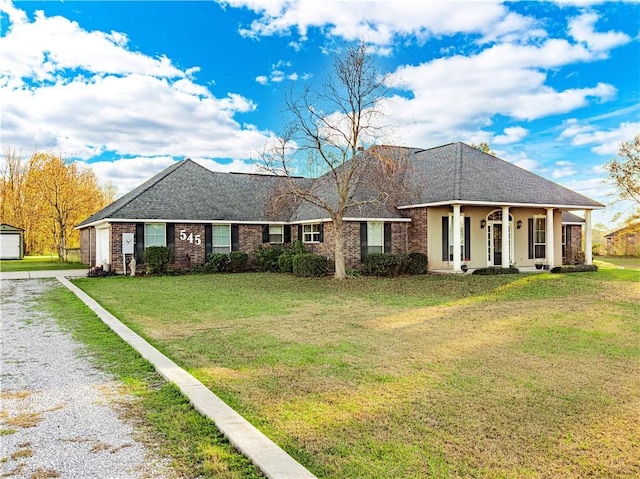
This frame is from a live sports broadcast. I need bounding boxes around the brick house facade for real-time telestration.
[77,143,602,274]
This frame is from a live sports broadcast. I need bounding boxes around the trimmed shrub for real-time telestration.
[551,264,598,274]
[144,246,172,274]
[362,253,406,277]
[228,251,248,273]
[255,244,285,272]
[292,253,328,277]
[208,253,231,272]
[405,252,428,275]
[472,267,520,275]
[277,252,294,273]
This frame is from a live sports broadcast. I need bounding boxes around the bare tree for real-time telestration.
[261,43,405,279]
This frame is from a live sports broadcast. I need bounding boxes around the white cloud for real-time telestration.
[568,12,631,54]
[552,160,577,178]
[0,3,273,168]
[493,126,529,145]
[559,121,639,155]
[219,0,535,48]
[255,60,309,85]
[383,34,619,145]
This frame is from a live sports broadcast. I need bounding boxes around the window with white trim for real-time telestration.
[534,216,546,260]
[269,225,284,244]
[303,224,320,243]
[367,222,384,255]
[212,224,231,254]
[448,214,465,262]
[144,223,166,247]
[562,225,567,258]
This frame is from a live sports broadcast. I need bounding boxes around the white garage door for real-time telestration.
[0,234,21,259]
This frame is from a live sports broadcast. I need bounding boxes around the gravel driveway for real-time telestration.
[0,279,172,479]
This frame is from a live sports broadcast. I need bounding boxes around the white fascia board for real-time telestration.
[397,200,604,210]
[562,222,585,225]
[76,218,288,229]
[289,217,411,224]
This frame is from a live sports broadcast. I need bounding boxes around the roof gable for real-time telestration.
[405,143,603,208]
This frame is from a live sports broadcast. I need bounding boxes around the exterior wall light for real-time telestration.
[480,219,486,229]
[517,220,523,229]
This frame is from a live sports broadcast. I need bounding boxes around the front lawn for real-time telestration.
[73,268,640,478]
[0,255,86,272]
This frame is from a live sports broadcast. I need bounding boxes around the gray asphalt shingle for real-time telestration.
[78,142,603,227]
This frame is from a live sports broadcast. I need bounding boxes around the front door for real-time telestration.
[487,223,502,266]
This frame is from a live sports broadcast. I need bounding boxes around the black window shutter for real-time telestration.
[166,224,175,263]
[318,223,324,243]
[135,223,145,263]
[566,225,572,246]
[205,224,212,259]
[442,216,449,261]
[360,222,368,262]
[528,218,534,259]
[231,224,239,251]
[384,222,392,254]
[261,225,269,243]
[284,225,291,244]
[464,217,471,260]
[298,225,302,241]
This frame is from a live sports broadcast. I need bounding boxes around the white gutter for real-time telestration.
[397,200,604,210]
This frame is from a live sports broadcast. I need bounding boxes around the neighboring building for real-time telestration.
[605,223,640,256]
[0,224,25,260]
[76,142,603,274]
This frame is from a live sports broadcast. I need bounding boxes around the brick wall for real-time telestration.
[110,223,137,273]
[404,207,428,254]
[239,224,264,268]
[80,227,94,266]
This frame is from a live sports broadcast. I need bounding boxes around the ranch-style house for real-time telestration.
[77,142,603,274]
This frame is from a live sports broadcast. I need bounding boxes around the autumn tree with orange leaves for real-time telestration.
[1,149,114,260]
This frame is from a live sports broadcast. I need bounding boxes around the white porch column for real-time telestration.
[502,206,510,268]
[452,204,462,272]
[585,209,593,265]
[546,207,555,268]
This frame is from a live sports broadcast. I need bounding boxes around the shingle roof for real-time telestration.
[405,143,604,208]
[77,159,304,227]
[78,142,603,227]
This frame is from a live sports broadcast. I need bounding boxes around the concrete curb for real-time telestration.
[0,269,89,280]
[57,277,317,479]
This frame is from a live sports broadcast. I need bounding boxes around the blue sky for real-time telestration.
[1,0,639,227]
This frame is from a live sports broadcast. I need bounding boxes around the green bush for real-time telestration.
[292,253,328,277]
[144,246,172,274]
[472,267,520,275]
[207,253,231,272]
[551,264,598,274]
[278,252,294,273]
[228,252,248,273]
[255,245,285,272]
[362,253,406,277]
[405,252,428,275]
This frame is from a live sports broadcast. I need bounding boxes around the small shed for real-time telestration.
[0,224,25,260]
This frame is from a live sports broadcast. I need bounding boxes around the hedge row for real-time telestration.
[472,267,520,275]
[362,252,428,277]
[551,264,598,274]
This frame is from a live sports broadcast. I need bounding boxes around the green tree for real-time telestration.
[605,134,640,226]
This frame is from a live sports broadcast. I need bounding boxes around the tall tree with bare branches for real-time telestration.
[261,43,404,279]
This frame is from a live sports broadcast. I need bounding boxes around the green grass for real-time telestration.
[72,267,640,479]
[38,285,263,479]
[594,255,640,270]
[0,255,85,272]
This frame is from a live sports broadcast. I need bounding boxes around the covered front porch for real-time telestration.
[427,204,596,273]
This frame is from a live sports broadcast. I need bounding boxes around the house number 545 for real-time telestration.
[179,229,201,245]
